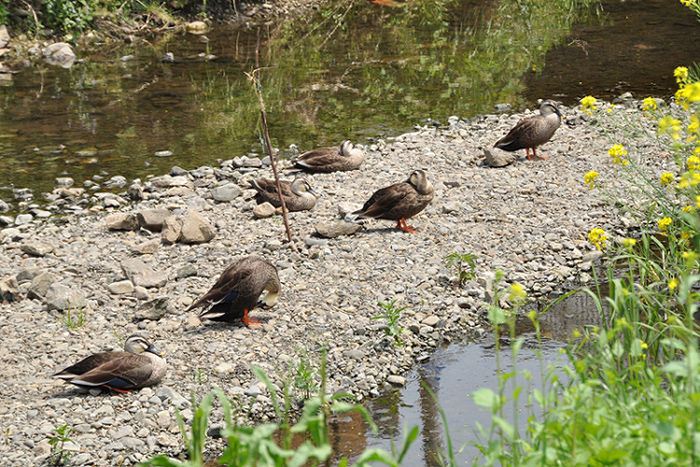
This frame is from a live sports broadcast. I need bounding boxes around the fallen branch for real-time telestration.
[244,29,297,252]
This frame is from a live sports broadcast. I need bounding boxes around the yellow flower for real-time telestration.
[660,172,675,186]
[584,170,599,189]
[580,95,597,115]
[674,66,689,84]
[588,228,608,250]
[658,116,683,140]
[658,217,672,231]
[683,205,696,213]
[678,171,700,189]
[608,144,629,165]
[622,238,636,248]
[682,251,699,265]
[508,283,527,305]
[688,156,700,171]
[681,231,692,240]
[640,341,648,349]
[641,97,657,111]
[689,116,700,134]
[669,278,679,291]
[678,82,700,103]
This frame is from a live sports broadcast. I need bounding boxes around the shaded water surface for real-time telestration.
[1,0,699,195]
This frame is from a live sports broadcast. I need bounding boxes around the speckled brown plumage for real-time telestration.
[346,170,434,233]
[249,178,319,212]
[288,140,364,173]
[187,256,280,325]
[494,100,563,160]
[53,334,166,393]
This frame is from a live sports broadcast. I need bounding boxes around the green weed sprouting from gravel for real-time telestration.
[445,252,478,286]
[62,306,87,330]
[373,300,406,346]
[48,424,75,466]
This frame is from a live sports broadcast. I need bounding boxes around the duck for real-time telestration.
[345,169,434,233]
[53,334,166,393]
[249,177,319,212]
[494,100,563,161]
[287,140,364,173]
[187,256,280,325]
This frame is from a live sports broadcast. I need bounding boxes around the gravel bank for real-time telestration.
[0,102,653,465]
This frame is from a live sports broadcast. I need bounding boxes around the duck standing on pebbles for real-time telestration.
[53,334,166,393]
[494,99,563,161]
[287,140,364,173]
[249,177,320,212]
[187,256,280,326]
[345,169,434,233]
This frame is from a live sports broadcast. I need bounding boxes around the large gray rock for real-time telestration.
[483,148,517,167]
[0,25,9,49]
[105,213,139,231]
[252,202,276,219]
[107,280,135,295]
[161,216,183,244]
[137,209,171,232]
[20,242,54,257]
[27,272,56,300]
[180,211,215,244]
[315,220,362,238]
[45,283,87,311]
[210,184,243,202]
[121,258,167,289]
[130,239,160,255]
[0,276,20,303]
[43,42,76,68]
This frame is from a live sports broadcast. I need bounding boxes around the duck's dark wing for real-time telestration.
[353,183,416,220]
[494,116,539,151]
[67,353,154,389]
[53,352,115,380]
[294,148,341,172]
[191,257,269,321]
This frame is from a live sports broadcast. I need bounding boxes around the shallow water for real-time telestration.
[330,291,600,466]
[1,0,699,196]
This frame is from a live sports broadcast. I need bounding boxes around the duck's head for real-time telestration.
[256,290,280,310]
[340,140,363,158]
[292,177,320,198]
[124,334,165,357]
[540,100,563,118]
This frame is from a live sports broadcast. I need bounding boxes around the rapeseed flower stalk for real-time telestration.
[658,217,672,232]
[674,66,689,85]
[687,155,700,171]
[658,116,682,140]
[669,278,679,291]
[508,283,527,307]
[608,144,629,165]
[642,97,657,112]
[588,228,607,250]
[678,170,700,189]
[584,170,599,189]
[660,172,675,186]
[580,95,597,115]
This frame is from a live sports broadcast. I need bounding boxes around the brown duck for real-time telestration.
[53,334,166,393]
[187,256,280,326]
[345,169,434,233]
[249,178,319,212]
[288,140,364,173]
[494,100,563,160]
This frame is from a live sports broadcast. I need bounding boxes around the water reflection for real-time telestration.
[330,289,604,466]
[8,0,696,195]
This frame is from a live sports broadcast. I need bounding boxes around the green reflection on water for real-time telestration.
[0,0,597,195]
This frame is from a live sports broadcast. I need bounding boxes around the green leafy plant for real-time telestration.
[445,252,477,286]
[62,306,87,330]
[48,424,74,466]
[139,351,378,467]
[373,300,406,346]
[194,370,208,384]
[290,346,319,400]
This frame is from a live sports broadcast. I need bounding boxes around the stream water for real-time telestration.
[2,0,699,464]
